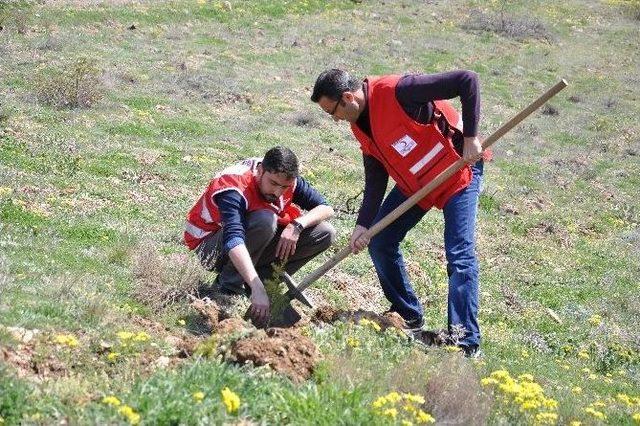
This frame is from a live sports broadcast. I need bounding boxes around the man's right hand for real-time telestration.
[350,225,370,254]
[249,282,270,325]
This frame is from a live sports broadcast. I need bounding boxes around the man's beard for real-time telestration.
[263,193,277,203]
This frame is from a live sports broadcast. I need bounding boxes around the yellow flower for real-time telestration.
[518,374,534,382]
[372,396,388,408]
[54,334,79,347]
[591,401,606,408]
[588,314,602,326]
[133,332,150,342]
[102,395,121,406]
[571,386,582,395]
[481,377,499,386]
[118,405,141,425]
[346,336,360,348]
[444,345,461,352]
[569,421,582,426]
[521,349,530,358]
[221,387,240,414]
[415,409,435,424]
[382,408,398,418]
[117,331,135,340]
[359,318,382,332]
[386,391,402,403]
[403,403,418,413]
[489,370,511,381]
[632,413,640,423]
[107,352,120,362]
[535,412,558,425]
[0,187,13,197]
[192,391,205,403]
[584,407,606,420]
[178,319,186,326]
[617,393,633,406]
[402,421,414,426]
[404,393,425,404]
[577,350,589,359]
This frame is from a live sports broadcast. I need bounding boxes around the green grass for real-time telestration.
[1,0,639,424]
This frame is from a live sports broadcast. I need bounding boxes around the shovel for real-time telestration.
[272,79,568,327]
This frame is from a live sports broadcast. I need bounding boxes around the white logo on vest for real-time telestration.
[391,135,417,157]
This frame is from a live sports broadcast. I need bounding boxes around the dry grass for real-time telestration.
[390,355,492,426]
[132,244,205,313]
[33,58,104,109]
[461,9,554,41]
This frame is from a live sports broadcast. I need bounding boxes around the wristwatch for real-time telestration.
[291,219,304,233]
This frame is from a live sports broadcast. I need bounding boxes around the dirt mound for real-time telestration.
[189,297,320,382]
[230,328,319,383]
[1,345,67,382]
[313,306,407,331]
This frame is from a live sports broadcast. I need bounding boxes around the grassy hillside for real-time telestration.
[1,0,639,424]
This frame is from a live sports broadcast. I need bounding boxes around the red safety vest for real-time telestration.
[183,158,300,250]
[351,75,475,210]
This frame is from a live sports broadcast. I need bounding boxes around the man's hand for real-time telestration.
[249,281,270,324]
[463,136,483,164]
[350,225,370,254]
[276,223,300,260]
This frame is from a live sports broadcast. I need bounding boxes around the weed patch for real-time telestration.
[132,244,205,314]
[461,9,554,41]
[34,58,103,109]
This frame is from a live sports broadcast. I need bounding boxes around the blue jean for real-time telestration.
[368,161,483,347]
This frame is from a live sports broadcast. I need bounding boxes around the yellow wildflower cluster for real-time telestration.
[193,391,205,403]
[118,405,141,425]
[633,413,640,423]
[481,370,558,424]
[53,334,79,347]
[102,396,121,406]
[221,387,240,414]
[101,395,140,425]
[346,336,360,348]
[584,406,606,420]
[116,331,150,342]
[372,391,435,424]
[359,318,382,332]
[617,393,640,407]
[588,314,602,326]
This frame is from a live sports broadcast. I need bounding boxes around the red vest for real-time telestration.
[183,158,300,250]
[351,75,472,210]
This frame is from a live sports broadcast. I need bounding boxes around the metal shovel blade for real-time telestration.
[282,272,314,308]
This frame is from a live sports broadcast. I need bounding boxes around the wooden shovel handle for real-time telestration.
[295,79,568,293]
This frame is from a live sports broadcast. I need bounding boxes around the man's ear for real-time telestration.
[343,91,354,102]
[256,162,263,178]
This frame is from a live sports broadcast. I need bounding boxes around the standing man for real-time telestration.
[311,69,487,356]
[184,146,336,324]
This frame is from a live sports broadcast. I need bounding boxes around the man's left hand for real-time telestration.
[463,136,483,164]
[276,223,300,260]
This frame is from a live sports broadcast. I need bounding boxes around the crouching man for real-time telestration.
[184,146,336,323]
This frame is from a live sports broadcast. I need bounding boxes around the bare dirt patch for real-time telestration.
[229,328,319,383]
[1,345,67,382]
[189,297,321,382]
[313,305,406,331]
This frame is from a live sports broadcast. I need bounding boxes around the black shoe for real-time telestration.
[404,316,424,329]
[461,345,483,359]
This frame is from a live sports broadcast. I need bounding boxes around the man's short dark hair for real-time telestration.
[262,146,299,179]
[310,69,361,103]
